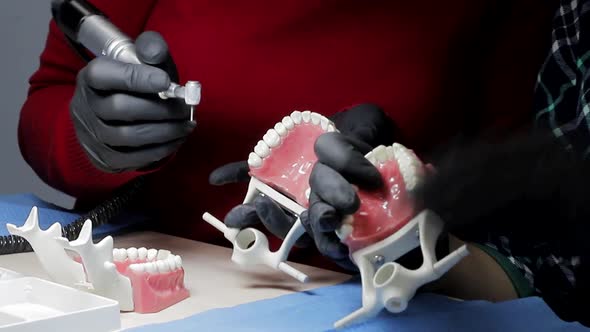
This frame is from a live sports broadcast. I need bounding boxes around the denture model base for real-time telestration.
[203,110,469,329]
[6,207,189,313]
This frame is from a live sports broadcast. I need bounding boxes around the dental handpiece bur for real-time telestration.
[51,0,201,121]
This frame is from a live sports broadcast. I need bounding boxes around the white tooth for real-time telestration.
[129,264,145,273]
[157,249,171,260]
[157,260,170,273]
[335,223,353,241]
[254,141,270,158]
[147,249,158,261]
[342,215,354,225]
[248,152,262,168]
[320,117,329,130]
[174,255,182,268]
[310,112,321,125]
[274,122,288,136]
[373,146,388,163]
[263,129,280,148]
[145,262,157,274]
[302,110,311,123]
[291,111,302,124]
[305,188,311,200]
[167,256,177,270]
[127,247,138,261]
[327,124,336,132]
[385,146,395,160]
[282,116,295,129]
[138,247,148,260]
[112,249,120,261]
[118,249,126,261]
[365,151,377,165]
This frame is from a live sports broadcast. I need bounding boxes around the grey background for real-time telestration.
[0,1,75,208]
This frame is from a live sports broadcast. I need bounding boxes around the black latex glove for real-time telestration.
[302,104,397,269]
[209,104,398,269]
[70,31,195,173]
[415,129,590,327]
[209,160,313,248]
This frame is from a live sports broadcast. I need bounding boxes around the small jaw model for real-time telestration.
[6,207,189,313]
[203,110,469,328]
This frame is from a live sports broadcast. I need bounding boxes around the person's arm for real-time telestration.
[18,1,159,202]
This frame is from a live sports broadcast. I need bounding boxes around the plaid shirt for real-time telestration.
[505,0,587,324]
[534,0,590,158]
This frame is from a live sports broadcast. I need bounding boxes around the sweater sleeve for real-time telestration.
[18,0,158,202]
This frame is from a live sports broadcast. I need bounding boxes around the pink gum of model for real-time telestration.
[248,110,428,253]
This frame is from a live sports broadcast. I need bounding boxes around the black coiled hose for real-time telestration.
[0,176,146,255]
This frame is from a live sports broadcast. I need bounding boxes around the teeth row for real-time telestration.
[391,143,424,191]
[248,110,337,168]
[364,144,424,191]
[128,255,183,274]
[112,247,170,262]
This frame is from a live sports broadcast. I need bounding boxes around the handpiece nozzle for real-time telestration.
[158,81,201,122]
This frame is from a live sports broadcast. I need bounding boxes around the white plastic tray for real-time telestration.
[0,274,120,332]
[0,268,21,281]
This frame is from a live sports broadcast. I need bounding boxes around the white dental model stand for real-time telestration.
[203,177,310,283]
[6,207,134,311]
[202,175,469,328]
[334,209,469,328]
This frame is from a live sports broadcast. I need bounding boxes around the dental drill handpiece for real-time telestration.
[51,0,201,122]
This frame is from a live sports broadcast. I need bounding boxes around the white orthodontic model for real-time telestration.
[6,207,86,286]
[202,110,470,328]
[7,207,134,310]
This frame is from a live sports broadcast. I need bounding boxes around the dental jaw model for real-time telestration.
[203,110,469,328]
[202,111,335,283]
[6,207,189,313]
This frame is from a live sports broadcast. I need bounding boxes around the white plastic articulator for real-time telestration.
[334,209,469,328]
[202,177,309,283]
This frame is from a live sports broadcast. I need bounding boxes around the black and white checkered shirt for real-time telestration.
[534,0,590,158]
[497,0,589,324]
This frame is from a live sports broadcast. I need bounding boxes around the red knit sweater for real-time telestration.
[18,0,555,268]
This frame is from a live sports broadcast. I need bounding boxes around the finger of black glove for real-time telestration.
[209,161,250,185]
[330,103,397,147]
[314,132,383,189]
[309,162,359,214]
[136,31,170,65]
[224,203,260,229]
[93,120,195,148]
[76,127,186,173]
[94,93,189,122]
[135,31,179,82]
[301,209,349,260]
[83,57,171,93]
[332,257,359,271]
[308,191,341,232]
[255,195,312,247]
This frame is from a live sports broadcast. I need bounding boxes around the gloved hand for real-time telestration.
[209,104,398,269]
[70,31,195,173]
[301,104,397,269]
